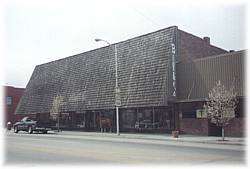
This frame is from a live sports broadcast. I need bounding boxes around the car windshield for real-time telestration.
[21,117,32,122]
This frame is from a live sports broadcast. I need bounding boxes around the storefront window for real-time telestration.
[122,109,136,129]
[120,107,174,131]
[76,113,85,128]
[182,111,196,118]
[144,109,152,121]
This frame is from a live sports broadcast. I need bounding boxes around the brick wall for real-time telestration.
[178,30,227,62]
[3,86,25,124]
[176,99,245,137]
[225,118,245,137]
[180,118,209,135]
[180,118,245,137]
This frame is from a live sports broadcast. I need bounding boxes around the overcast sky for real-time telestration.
[0,0,247,88]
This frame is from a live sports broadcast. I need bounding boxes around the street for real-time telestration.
[4,130,246,165]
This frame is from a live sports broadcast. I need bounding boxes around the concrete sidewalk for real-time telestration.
[57,130,246,146]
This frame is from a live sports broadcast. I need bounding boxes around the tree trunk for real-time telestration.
[222,127,225,141]
[57,113,60,132]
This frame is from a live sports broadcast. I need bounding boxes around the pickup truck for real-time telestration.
[13,116,52,134]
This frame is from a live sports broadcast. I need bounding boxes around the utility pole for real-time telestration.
[95,38,120,135]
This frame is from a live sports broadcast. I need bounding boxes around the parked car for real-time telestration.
[13,117,52,134]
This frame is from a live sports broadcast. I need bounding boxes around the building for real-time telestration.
[176,50,245,137]
[3,86,25,125]
[14,26,245,136]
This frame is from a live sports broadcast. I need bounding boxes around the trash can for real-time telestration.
[172,130,179,138]
[7,122,12,130]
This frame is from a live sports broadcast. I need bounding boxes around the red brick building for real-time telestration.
[3,86,25,125]
[176,51,245,137]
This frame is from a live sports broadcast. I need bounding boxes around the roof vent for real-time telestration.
[203,37,210,44]
[229,50,235,53]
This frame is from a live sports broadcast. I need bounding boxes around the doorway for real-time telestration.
[208,122,222,136]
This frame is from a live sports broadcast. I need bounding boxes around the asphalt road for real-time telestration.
[4,130,246,166]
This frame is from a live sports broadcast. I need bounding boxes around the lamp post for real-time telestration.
[95,38,120,135]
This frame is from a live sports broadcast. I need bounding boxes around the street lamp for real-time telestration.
[95,38,120,135]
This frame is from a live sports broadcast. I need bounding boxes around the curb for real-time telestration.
[59,131,245,146]
[118,135,245,146]
[12,129,243,146]
[163,138,245,146]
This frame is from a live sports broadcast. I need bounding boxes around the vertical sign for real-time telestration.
[171,43,176,97]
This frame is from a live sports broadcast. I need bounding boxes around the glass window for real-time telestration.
[6,96,12,105]
[196,109,207,118]
[145,109,152,119]
[138,112,143,118]
[122,109,136,129]
[182,111,196,118]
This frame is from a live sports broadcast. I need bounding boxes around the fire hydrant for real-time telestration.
[172,130,179,138]
[7,121,12,130]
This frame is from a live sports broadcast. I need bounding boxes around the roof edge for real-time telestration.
[36,26,178,67]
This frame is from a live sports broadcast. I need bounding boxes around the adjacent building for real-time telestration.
[176,50,245,137]
[14,26,245,136]
[3,86,25,125]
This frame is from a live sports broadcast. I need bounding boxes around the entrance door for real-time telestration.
[208,122,222,136]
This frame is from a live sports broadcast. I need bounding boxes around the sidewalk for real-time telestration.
[58,130,246,146]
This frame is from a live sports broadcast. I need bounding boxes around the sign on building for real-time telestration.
[115,87,121,106]
[171,43,176,97]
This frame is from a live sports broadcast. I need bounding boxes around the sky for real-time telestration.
[0,0,248,88]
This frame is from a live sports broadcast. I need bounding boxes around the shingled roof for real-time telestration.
[15,26,227,114]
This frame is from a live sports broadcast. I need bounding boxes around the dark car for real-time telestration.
[13,117,52,134]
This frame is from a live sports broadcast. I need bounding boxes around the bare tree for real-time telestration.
[50,95,64,132]
[204,80,237,141]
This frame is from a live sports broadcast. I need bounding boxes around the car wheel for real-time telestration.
[14,126,19,133]
[28,126,33,134]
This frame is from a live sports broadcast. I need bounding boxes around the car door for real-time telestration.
[23,118,33,130]
[19,117,30,130]
[18,120,26,130]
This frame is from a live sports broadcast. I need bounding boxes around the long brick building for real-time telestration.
[15,26,245,136]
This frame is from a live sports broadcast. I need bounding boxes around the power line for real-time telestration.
[128,5,161,27]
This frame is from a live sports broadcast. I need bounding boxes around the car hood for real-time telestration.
[14,121,37,125]
[14,122,21,125]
